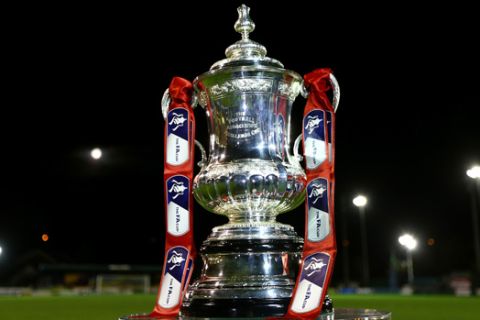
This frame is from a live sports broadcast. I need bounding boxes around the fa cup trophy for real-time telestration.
[122,4,382,320]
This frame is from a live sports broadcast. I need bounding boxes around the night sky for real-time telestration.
[2,2,479,285]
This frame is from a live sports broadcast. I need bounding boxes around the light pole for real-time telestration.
[466,165,480,274]
[398,233,417,285]
[353,195,369,286]
[340,207,351,286]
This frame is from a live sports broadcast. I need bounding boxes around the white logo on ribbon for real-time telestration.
[302,284,313,309]
[167,250,186,270]
[168,112,187,131]
[168,180,188,199]
[304,257,327,277]
[305,115,323,134]
[308,184,326,204]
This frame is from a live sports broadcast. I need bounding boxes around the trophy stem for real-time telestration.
[227,212,277,224]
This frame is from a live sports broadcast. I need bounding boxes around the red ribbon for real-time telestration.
[284,68,337,319]
[150,77,196,318]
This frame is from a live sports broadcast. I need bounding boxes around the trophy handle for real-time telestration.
[161,88,199,119]
[194,140,207,169]
[161,88,171,120]
[293,134,303,162]
[329,73,340,112]
[162,88,206,169]
[295,73,339,163]
[301,73,340,112]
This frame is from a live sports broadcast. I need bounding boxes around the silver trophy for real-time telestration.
[177,5,338,317]
[121,4,392,320]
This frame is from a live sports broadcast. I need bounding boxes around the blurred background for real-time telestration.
[1,1,479,318]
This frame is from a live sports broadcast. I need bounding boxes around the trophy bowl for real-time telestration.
[192,69,307,222]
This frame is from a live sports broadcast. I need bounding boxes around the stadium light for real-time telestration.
[466,165,480,274]
[466,165,480,179]
[398,233,417,285]
[90,148,102,160]
[398,233,417,251]
[353,194,369,286]
[353,195,368,207]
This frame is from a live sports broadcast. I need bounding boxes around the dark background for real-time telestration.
[1,1,479,285]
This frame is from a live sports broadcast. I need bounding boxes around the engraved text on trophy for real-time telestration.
[227,112,260,140]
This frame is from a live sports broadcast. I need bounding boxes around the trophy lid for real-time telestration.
[209,4,285,70]
[193,4,303,105]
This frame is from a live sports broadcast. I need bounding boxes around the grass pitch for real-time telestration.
[0,294,478,319]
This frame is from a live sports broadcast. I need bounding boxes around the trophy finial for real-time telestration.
[219,4,284,69]
[235,4,255,40]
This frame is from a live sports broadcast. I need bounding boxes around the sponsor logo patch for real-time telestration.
[166,176,190,236]
[167,108,189,165]
[158,247,188,308]
[291,252,330,313]
[303,110,326,169]
[307,178,330,242]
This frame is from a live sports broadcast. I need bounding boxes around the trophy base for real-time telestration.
[181,223,303,317]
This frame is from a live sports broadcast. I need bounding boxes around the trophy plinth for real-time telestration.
[182,225,303,317]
